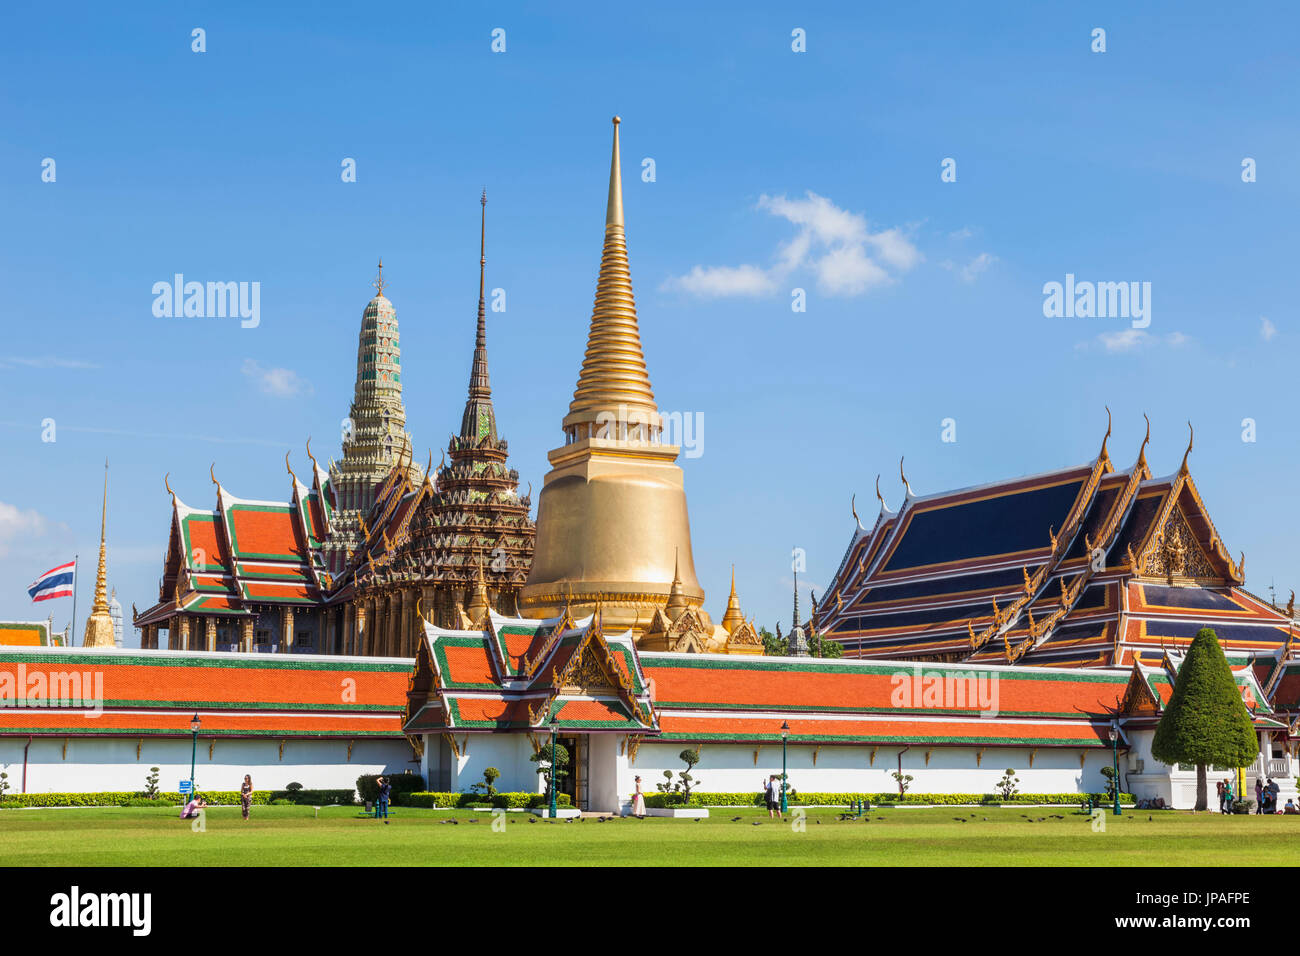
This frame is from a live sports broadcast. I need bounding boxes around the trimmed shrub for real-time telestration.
[642,791,1136,809]
[356,773,425,805]
[402,791,572,810]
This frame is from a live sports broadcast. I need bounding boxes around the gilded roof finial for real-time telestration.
[305,437,319,474]
[850,494,859,526]
[285,450,298,484]
[721,564,744,634]
[373,258,386,298]
[1099,405,1112,462]
[209,462,220,487]
[875,474,886,510]
[1180,421,1194,475]
[1138,412,1151,468]
[899,456,913,498]
[164,472,176,505]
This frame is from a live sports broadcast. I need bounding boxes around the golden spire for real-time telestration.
[372,258,386,298]
[665,548,688,619]
[466,553,490,624]
[721,565,744,634]
[82,461,115,647]
[565,116,658,431]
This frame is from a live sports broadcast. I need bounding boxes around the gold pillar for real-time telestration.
[281,606,295,654]
[358,598,370,656]
[241,616,254,653]
[178,616,190,651]
[205,617,217,652]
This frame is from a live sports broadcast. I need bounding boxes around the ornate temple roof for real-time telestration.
[815,417,1288,670]
[0,645,410,738]
[134,462,332,627]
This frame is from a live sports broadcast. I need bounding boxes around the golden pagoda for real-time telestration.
[82,462,116,649]
[520,117,706,631]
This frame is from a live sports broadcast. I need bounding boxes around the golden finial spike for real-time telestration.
[850,494,859,525]
[566,116,657,428]
[373,258,386,298]
[209,462,219,487]
[875,474,885,509]
[1100,406,1112,460]
[285,451,297,483]
[1180,421,1194,474]
[164,472,175,503]
[899,457,913,497]
[607,116,623,228]
[1139,412,1151,463]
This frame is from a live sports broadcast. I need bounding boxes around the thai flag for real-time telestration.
[28,560,75,603]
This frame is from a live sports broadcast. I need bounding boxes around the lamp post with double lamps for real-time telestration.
[1108,725,1122,817]
[780,721,790,814]
[189,713,202,796]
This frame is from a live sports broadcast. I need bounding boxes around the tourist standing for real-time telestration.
[376,775,391,823]
[240,774,253,822]
[765,774,783,820]
[1216,779,1225,813]
[630,775,646,818]
[1255,778,1264,814]
[1223,778,1235,813]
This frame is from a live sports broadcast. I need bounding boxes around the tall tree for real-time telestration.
[1151,627,1258,811]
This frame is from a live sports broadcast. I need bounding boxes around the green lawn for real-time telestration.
[0,804,1295,866]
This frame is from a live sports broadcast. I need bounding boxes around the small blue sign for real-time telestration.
[179,780,192,794]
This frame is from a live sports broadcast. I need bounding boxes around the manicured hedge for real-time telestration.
[403,791,573,810]
[0,788,357,809]
[643,791,1136,808]
[356,773,426,805]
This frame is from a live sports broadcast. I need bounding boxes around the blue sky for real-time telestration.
[2,1,1298,642]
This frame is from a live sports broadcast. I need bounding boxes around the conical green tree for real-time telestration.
[1151,628,1258,811]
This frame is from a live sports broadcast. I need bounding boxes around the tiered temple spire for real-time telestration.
[82,461,116,648]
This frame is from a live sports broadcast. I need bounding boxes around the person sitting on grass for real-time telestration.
[179,794,206,820]
[1284,799,1298,815]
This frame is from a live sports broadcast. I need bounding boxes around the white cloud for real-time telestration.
[949,226,974,241]
[1091,329,1191,353]
[943,252,997,282]
[241,360,312,398]
[0,502,51,558]
[1261,316,1277,341]
[663,191,920,299]
[667,264,778,298]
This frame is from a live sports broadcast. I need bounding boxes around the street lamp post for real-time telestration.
[1109,725,1121,817]
[548,716,558,819]
[780,721,790,814]
[189,713,201,795]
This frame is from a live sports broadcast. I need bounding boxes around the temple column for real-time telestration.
[241,617,254,653]
[205,617,217,653]
[358,598,371,656]
[399,589,411,657]
[281,606,295,654]
[178,616,190,651]
[344,603,356,655]
[419,585,435,650]
[380,594,393,657]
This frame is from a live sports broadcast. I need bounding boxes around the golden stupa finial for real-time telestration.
[373,258,386,298]
[566,115,657,428]
[1180,421,1194,475]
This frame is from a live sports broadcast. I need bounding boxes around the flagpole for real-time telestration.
[70,554,78,646]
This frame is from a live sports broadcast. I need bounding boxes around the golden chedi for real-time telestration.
[82,463,117,649]
[520,117,707,631]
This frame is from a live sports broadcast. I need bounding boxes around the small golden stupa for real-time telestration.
[82,462,116,648]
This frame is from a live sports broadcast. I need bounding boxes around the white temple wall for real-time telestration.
[0,737,414,796]
[447,734,543,795]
